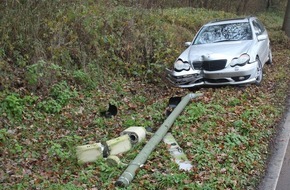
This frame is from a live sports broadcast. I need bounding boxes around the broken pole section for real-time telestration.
[115,93,202,187]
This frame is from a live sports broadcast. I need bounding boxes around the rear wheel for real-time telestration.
[255,58,263,85]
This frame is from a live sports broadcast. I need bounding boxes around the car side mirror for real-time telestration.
[257,34,267,41]
[185,42,191,47]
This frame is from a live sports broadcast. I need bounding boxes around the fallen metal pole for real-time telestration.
[115,93,202,187]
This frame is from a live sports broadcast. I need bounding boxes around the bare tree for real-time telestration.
[283,0,290,37]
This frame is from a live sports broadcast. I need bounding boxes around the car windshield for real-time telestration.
[194,22,252,45]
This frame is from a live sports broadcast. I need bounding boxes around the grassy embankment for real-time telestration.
[0,1,290,189]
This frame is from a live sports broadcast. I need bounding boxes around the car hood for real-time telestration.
[179,40,254,63]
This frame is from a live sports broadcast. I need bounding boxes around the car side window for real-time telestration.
[252,20,265,35]
[256,20,266,32]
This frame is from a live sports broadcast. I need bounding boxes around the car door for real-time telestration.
[252,19,269,65]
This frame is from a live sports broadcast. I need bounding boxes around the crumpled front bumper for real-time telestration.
[165,68,204,88]
[166,61,259,88]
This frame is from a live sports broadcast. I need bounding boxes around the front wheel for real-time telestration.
[255,58,263,85]
[266,48,273,65]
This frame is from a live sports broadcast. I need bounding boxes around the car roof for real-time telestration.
[204,16,256,26]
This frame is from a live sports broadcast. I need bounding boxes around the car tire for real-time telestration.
[266,48,273,65]
[255,58,263,85]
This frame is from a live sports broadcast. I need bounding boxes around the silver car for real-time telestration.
[166,16,272,88]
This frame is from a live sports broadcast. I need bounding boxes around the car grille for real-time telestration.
[202,59,227,71]
[192,61,203,70]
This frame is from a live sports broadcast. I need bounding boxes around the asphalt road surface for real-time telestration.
[258,104,290,190]
[276,137,290,190]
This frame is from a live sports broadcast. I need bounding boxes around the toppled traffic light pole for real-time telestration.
[115,93,202,187]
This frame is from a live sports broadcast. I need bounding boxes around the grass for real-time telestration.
[0,1,290,189]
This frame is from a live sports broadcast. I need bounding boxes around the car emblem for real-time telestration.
[201,54,211,60]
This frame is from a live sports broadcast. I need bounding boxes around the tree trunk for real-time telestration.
[283,0,290,38]
[266,0,272,10]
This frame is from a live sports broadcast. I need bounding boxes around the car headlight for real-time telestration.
[230,54,250,67]
[174,59,190,71]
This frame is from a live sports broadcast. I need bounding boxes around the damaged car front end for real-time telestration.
[165,64,203,88]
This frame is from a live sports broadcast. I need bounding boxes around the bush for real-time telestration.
[37,81,77,114]
[0,93,24,120]
[26,60,64,92]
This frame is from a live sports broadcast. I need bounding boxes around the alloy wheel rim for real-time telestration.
[256,60,262,83]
